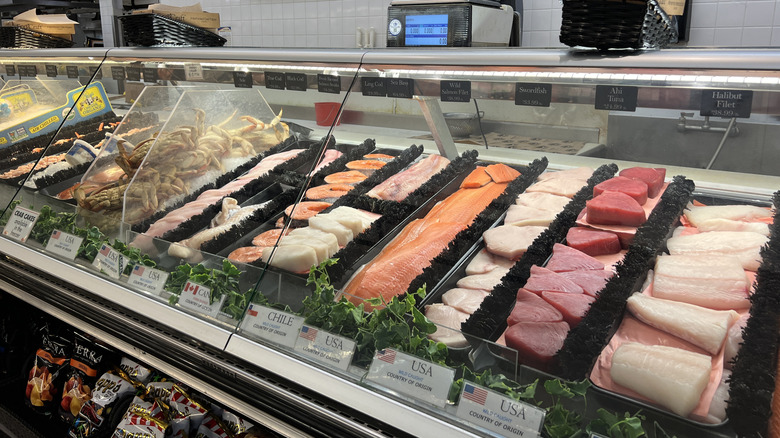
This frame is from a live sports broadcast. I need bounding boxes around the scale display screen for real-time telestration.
[404,14,448,46]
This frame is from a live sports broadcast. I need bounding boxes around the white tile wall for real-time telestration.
[157,0,780,49]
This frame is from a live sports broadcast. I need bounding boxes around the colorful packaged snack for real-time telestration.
[59,333,114,422]
[25,322,72,415]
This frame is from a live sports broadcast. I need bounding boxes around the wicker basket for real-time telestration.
[0,26,74,49]
[118,13,226,47]
[560,0,678,50]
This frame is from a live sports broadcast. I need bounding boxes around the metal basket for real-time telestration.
[118,13,226,47]
[0,26,74,49]
[560,0,678,50]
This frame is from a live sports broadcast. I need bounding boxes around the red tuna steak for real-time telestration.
[545,243,605,272]
[508,289,564,325]
[566,227,621,256]
[557,270,613,296]
[541,291,595,327]
[586,191,646,227]
[619,167,666,198]
[505,321,570,372]
[593,176,649,205]
[524,265,585,294]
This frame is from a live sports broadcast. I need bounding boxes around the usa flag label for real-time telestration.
[293,325,355,371]
[45,229,82,260]
[127,264,168,295]
[455,382,545,437]
[178,281,225,318]
[366,348,454,408]
[91,243,125,280]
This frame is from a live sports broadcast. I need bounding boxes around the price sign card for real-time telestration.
[515,83,552,107]
[142,67,158,82]
[18,65,37,77]
[45,230,83,260]
[2,206,39,243]
[184,64,204,81]
[456,383,545,437]
[126,67,141,82]
[89,66,103,79]
[240,304,304,348]
[178,281,225,318]
[441,80,471,102]
[265,72,286,90]
[111,66,126,81]
[317,74,341,94]
[700,89,753,118]
[387,78,414,99]
[361,77,387,97]
[293,325,356,371]
[127,264,169,295]
[285,73,307,91]
[366,348,455,408]
[233,71,253,88]
[92,244,127,280]
[45,65,58,77]
[5,65,16,76]
[66,65,79,78]
[595,85,638,112]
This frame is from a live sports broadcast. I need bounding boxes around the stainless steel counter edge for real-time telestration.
[225,334,482,438]
[105,47,367,64]
[0,237,233,350]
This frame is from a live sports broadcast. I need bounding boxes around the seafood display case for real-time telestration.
[1,47,780,438]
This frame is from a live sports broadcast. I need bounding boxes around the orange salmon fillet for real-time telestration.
[343,180,508,308]
[460,166,492,188]
[485,163,521,183]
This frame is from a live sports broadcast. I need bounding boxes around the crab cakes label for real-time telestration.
[240,304,304,348]
[92,244,127,280]
[367,349,455,408]
[45,229,83,260]
[127,264,169,295]
[293,325,355,371]
[456,383,545,437]
[178,281,225,318]
[3,206,39,243]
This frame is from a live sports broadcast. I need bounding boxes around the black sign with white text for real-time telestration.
[700,89,753,118]
[595,85,638,112]
[515,83,552,107]
[361,77,387,97]
[441,80,471,102]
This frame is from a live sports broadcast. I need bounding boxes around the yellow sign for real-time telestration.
[2,92,34,113]
[0,137,7,145]
[29,115,59,134]
[75,86,106,117]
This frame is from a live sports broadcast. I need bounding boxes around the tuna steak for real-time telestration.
[524,265,585,294]
[586,191,646,227]
[505,321,570,372]
[508,289,563,325]
[545,243,606,272]
[565,227,622,256]
[541,291,595,327]
[593,176,649,205]
[619,167,666,198]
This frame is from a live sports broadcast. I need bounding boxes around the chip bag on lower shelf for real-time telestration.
[25,322,72,415]
[59,332,115,423]
[68,366,138,438]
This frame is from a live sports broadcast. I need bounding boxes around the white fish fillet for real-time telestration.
[318,206,378,236]
[694,218,770,235]
[456,267,509,291]
[611,342,711,417]
[626,292,740,354]
[277,235,331,261]
[666,231,768,271]
[724,314,748,369]
[707,369,731,424]
[465,249,514,275]
[685,204,772,228]
[308,216,353,246]
[537,167,593,182]
[525,177,586,198]
[653,254,750,310]
[483,225,546,260]
[515,191,571,212]
[441,288,489,314]
[288,228,339,257]
[261,244,318,273]
[505,205,557,227]
[424,303,469,347]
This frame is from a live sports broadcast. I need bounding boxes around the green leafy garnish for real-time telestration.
[586,409,646,438]
[164,259,245,319]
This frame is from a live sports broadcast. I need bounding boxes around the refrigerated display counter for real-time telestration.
[0,46,779,438]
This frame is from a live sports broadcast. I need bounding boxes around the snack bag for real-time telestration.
[59,333,114,422]
[220,409,253,436]
[168,384,208,438]
[25,322,72,415]
[118,357,154,386]
[68,367,137,438]
[194,415,233,438]
[112,410,167,438]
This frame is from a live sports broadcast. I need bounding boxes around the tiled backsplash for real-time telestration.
[160,0,780,48]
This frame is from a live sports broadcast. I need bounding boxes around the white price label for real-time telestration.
[92,244,127,280]
[178,281,225,317]
[127,264,169,295]
[184,64,204,81]
[293,325,355,371]
[240,304,304,349]
[455,383,546,437]
[2,206,39,243]
[44,229,83,260]
[366,348,455,408]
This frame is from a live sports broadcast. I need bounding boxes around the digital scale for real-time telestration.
[387,0,518,47]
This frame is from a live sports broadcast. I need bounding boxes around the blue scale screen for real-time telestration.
[405,14,448,46]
